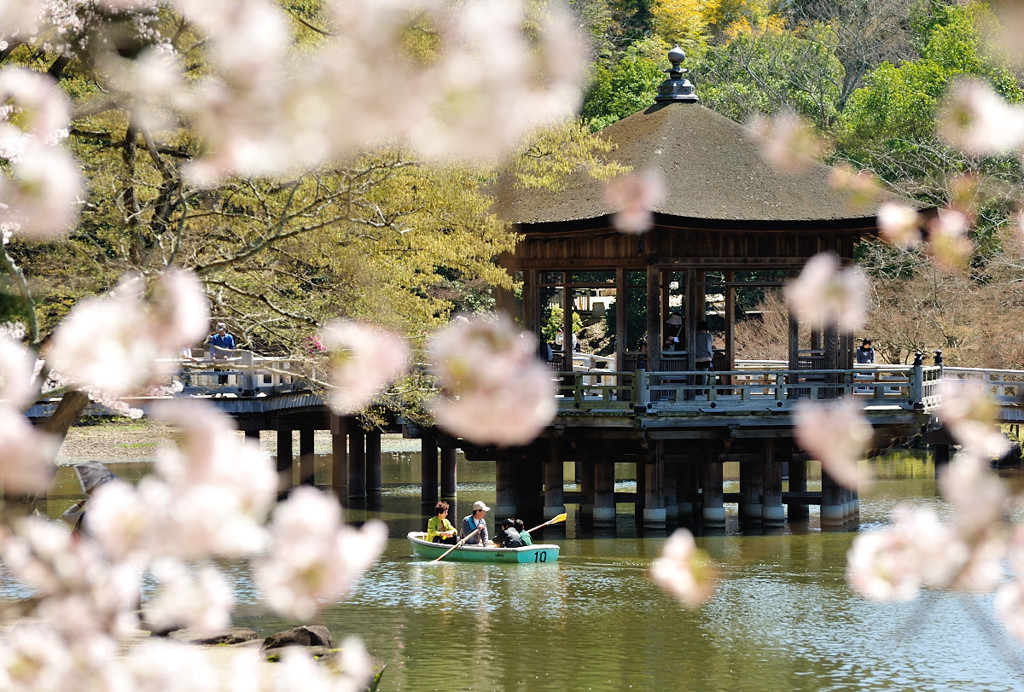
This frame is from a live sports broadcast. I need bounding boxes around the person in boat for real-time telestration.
[426,500,459,545]
[461,500,490,545]
[513,518,532,546]
[494,517,525,548]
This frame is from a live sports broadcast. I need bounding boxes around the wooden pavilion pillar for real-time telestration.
[299,428,315,486]
[544,439,565,517]
[615,268,627,371]
[593,448,616,529]
[820,470,844,530]
[701,443,725,530]
[244,429,260,444]
[420,435,438,506]
[787,452,809,523]
[330,413,348,501]
[276,424,293,496]
[724,270,735,371]
[440,440,458,501]
[646,265,662,370]
[739,457,762,528]
[349,425,366,502]
[366,429,382,509]
[762,440,784,529]
[643,440,666,530]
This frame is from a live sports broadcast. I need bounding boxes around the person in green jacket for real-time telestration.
[514,518,533,546]
[426,500,458,544]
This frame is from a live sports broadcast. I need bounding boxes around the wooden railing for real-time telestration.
[554,364,944,415]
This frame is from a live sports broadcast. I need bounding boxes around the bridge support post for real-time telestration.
[933,443,950,479]
[299,428,315,487]
[739,457,762,528]
[593,451,616,530]
[761,440,784,529]
[366,429,382,509]
[820,470,844,530]
[677,462,698,522]
[701,447,725,530]
[634,459,645,522]
[579,460,595,526]
[349,425,366,502]
[664,460,678,524]
[643,441,666,530]
[330,414,348,502]
[419,435,438,507]
[440,440,458,502]
[276,426,293,496]
[787,454,809,523]
[543,440,565,518]
[244,429,260,444]
[495,451,519,518]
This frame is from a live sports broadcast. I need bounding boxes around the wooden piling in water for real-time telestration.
[593,453,616,529]
[762,440,784,529]
[440,440,457,501]
[349,425,366,501]
[544,439,565,518]
[366,429,382,509]
[276,425,293,496]
[419,435,437,506]
[299,428,315,487]
[330,414,348,501]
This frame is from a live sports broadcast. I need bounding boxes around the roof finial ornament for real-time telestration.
[655,46,699,103]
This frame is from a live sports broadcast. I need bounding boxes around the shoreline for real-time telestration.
[56,420,421,464]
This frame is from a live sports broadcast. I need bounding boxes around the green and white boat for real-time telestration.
[407,532,560,564]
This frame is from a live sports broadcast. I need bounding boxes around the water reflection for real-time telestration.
[26,453,1024,690]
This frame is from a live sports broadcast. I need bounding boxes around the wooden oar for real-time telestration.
[524,512,567,535]
[431,527,481,563]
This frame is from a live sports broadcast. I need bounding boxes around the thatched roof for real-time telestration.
[497,100,910,227]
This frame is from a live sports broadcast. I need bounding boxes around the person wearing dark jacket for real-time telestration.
[494,517,525,548]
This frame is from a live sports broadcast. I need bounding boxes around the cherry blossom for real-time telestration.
[793,398,874,490]
[142,559,234,637]
[320,320,410,414]
[925,207,974,271]
[937,78,1024,157]
[254,486,388,621]
[828,163,882,214]
[936,378,1009,460]
[0,406,58,493]
[747,111,828,173]
[0,334,39,408]
[783,252,869,333]
[650,528,719,607]
[604,170,666,235]
[427,313,556,446]
[876,201,923,248]
[846,504,969,601]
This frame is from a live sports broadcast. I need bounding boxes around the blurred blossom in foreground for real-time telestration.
[604,170,665,234]
[255,486,387,621]
[783,252,869,333]
[179,0,587,183]
[747,111,828,173]
[0,406,58,493]
[937,78,1024,157]
[47,270,209,399]
[829,163,882,214]
[650,529,718,607]
[936,378,1008,460]
[876,202,923,248]
[321,320,410,414]
[847,504,969,602]
[0,68,83,238]
[427,313,556,446]
[926,207,973,272]
[793,398,873,490]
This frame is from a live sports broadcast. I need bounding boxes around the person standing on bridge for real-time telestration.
[208,322,235,384]
[856,339,875,364]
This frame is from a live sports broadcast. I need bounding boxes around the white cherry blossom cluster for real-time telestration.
[320,320,411,415]
[651,528,719,608]
[45,269,209,399]
[793,398,874,490]
[0,67,82,238]
[427,313,557,446]
[604,170,666,235]
[782,251,870,333]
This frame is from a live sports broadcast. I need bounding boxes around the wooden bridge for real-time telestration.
[34,349,1024,532]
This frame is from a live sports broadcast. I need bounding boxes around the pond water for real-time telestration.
[35,454,1024,690]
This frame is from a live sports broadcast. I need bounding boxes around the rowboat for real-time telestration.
[407,532,560,563]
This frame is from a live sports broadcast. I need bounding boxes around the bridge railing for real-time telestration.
[555,365,943,415]
[942,367,1024,406]
[174,350,316,395]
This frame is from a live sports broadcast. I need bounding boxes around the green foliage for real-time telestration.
[542,306,584,344]
[581,54,665,130]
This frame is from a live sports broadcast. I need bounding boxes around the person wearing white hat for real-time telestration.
[461,500,490,545]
